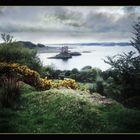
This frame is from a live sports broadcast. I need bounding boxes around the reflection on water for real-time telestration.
[37,45,137,71]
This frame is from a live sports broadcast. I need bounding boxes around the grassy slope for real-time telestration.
[0,84,140,133]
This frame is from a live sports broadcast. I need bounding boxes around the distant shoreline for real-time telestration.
[45,42,131,46]
[37,49,60,53]
[7,41,131,54]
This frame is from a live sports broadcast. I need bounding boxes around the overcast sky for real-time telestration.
[0,6,140,44]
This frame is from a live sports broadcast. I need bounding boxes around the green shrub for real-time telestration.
[0,33,42,73]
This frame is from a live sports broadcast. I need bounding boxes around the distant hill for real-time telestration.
[47,42,131,46]
[18,41,46,49]
[79,42,131,46]
[16,41,131,49]
[17,41,61,53]
[1,41,131,48]
[0,41,131,53]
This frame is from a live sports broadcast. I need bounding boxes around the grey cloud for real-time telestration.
[1,6,139,33]
[85,12,116,32]
[84,9,139,33]
[123,6,136,13]
[0,6,6,15]
[0,6,140,43]
[65,22,82,27]
[0,23,38,33]
[43,7,84,28]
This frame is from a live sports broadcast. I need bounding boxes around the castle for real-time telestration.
[61,46,69,53]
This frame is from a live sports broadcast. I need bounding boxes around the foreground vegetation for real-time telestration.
[0,83,140,133]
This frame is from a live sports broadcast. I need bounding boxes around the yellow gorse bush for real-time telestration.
[0,62,78,90]
[57,79,77,89]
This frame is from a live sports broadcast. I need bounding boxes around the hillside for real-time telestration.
[0,84,140,133]
[18,41,43,49]
[18,41,61,53]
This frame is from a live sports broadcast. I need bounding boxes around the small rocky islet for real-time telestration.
[48,46,81,60]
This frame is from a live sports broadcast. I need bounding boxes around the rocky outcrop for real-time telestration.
[82,51,91,53]
[48,51,82,60]
[49,52,72,59]
[70,52,81,56]
[48,46,81,60]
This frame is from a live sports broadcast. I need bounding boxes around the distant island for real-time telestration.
[48,46,81,60]
[82,51,92,53]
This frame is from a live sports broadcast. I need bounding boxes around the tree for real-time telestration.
[130,17,140,54]
[0,33,42,73]
[104,18,140,107]
[1,33,14,44]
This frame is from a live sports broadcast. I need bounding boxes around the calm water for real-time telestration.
[37,45,137,71]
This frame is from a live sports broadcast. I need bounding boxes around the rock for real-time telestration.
[48,52,72,59]
[70,52,81,56]
[82,51,91,53]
